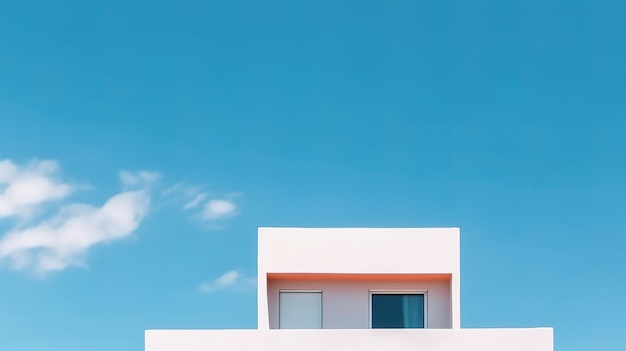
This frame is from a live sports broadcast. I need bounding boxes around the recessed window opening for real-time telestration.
[370,292,426,328]
[279,291,322,329]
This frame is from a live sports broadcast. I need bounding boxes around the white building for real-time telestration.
[146,227,553,351]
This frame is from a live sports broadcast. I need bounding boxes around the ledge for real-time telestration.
[146,328,553,351]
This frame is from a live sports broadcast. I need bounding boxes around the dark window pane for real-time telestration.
[372,294,424,328]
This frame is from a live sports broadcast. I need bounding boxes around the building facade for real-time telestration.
[146,227,553,351]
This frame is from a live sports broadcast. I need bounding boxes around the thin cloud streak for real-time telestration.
[183,193,208,210]
[199,270,256,293]
[165,183,240,227]
[202,199,237,220]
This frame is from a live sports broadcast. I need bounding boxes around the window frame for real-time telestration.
[278,290,323,329]
[368,290,428,329]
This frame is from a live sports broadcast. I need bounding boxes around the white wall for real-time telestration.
[146,328,554,351]
[258,228,461,329]
[258,228,460,274]
[267,278,452,329]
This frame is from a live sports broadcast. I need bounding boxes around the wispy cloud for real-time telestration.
[202,199,237,220]
[0,160,157,273]
[183,192,208,210]
[0,158,243,274]
[119,170,160,188]
[199,270,256,293]
[166,183,240,227]
[162,183,201,198]
[0,159,75,219]
[0,189,149,272]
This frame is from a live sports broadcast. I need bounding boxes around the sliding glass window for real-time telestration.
[371,293,425,328]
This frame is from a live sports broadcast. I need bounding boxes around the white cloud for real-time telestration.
[0,163,155,273]
[199,270,255,293]
[183,193,208,210]
[0,159,243,274]
[0,159,75,218]
[0,187,150,273]
[202,199,237,220]
[119,170,160,187]
[0,159,18,183]
[162,183,205,202]
[165,183,240,226]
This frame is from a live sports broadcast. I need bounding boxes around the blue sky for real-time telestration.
[0,0,625,350]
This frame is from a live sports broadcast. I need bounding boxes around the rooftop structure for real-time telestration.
[146,227,553,351]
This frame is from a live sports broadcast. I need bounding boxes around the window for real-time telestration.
[370,292,425,328]
[279,291,322,329]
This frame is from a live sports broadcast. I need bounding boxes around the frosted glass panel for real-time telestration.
[279,292,322,329]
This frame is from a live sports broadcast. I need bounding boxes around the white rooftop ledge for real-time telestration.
[146,328,554,351]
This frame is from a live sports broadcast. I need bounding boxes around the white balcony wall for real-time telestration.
[258,228,460,274]
[146,328,554,351]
